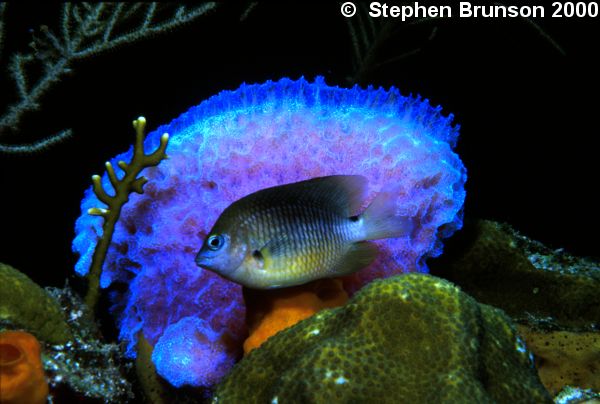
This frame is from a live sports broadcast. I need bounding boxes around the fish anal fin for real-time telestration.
[329,242,378,277]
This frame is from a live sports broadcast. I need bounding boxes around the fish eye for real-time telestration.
[207,234,225,251]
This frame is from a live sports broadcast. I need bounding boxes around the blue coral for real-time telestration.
[72,76,466,387]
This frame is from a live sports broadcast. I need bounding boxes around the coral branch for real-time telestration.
[84,116,169,313]
[0,2,6,60]
[0,2,217,154]
[345,2,564,84]
[117,161,128,171]
[0,129,73,154]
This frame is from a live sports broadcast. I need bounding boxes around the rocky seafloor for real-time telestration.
[1,219,598,403]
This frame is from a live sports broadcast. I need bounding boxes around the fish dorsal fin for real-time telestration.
[252,175,368,216]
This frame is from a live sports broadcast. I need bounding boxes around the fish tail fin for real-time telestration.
[360,189,413,241]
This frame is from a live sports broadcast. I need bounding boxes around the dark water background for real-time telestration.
[0,2,598,291]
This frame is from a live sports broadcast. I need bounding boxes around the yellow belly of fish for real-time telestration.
[262,248,341,287]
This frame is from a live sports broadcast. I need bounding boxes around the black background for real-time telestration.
[1,2,598,289]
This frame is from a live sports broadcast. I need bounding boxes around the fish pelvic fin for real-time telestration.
[360,188,414,241]
[329,242,378,277]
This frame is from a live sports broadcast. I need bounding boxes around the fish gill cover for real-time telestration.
[72,76,466,387]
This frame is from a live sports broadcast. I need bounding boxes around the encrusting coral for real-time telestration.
[213,274,551,403]
[430,220,600,330]
[73,76,466,388]
[243,278,348,354]
[0,331,48,404]
[429,220,600,398]
[0,262,72,344]
[84,116,169,313]
[517,325,600,396]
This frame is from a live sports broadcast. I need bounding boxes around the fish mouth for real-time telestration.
[196,261,213,272]
[195,253,210,268]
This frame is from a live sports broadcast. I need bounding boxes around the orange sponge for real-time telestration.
[0,331,48,404]
[243,278,349,354]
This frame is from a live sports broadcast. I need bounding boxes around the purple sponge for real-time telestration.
[72,76,466,387]
[152,316,235,388]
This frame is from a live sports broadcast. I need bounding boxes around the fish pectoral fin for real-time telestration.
[329,242,378,277]
[259,234,292,265]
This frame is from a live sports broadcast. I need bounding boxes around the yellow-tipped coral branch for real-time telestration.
[85,117,169,313]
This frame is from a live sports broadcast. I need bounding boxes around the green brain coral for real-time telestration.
[0,262,72,344]
[213,274,551,403]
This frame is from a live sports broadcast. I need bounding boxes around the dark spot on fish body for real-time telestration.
[252,250,264,262]
[349,215,359,222]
